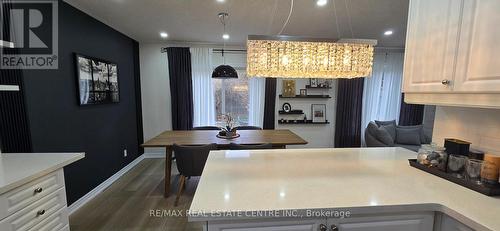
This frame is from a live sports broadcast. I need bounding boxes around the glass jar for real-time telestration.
[466,159,483,184]
[417,145,433,166]
[434,147,448,171]
[448,154,467,178]
[481,161,499,185]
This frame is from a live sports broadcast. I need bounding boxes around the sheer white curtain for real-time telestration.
[190,47,216,127]
[248,75,266,127]
[361,52,404,145]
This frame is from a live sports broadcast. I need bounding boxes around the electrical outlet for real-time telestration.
[123,149,127,157]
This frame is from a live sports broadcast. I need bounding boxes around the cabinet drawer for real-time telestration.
[0,187,67,231]
[28,207,69,231]
[0,170,65,220]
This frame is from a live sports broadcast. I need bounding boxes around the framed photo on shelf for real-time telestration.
[317,79,332,88]
[310,78,318,87]
[311,104,326,123]
[282,80,296,97]
[299,89,307,96]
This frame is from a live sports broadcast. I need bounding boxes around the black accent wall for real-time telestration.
[21,1,142,204]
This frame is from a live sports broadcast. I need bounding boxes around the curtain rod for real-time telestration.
[213,49,246,53]
[160,47,247,53]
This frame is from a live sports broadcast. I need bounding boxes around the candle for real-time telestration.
[481,154,500,184]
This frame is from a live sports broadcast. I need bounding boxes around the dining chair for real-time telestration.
[229,143,273,150]
[172,143,216,206]
[192,126,220,130]
[235,126,262,130]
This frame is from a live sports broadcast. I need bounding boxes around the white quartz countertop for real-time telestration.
[189,147,500,231]
[0,152,84,194]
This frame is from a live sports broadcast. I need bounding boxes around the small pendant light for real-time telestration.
[212,12,238,79]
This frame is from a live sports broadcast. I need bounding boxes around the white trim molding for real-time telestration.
[68,154,145,214]
[68,151,167,215]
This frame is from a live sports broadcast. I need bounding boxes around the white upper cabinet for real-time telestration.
[454,0,500,93]
[403,0,463,93]
[403,0,500,108]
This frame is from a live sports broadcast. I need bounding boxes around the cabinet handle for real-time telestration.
[37,209,45,216]
[34,187,43,194]
[319,224,327,231]
[441,79,451,85]
[331,224,339,231]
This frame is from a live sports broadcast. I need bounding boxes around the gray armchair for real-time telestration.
[235,126,262,130]
[192,126,220,130]
[172,143,216,206]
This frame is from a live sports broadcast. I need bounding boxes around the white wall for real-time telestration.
[139,43,336,150]
[276,79,337,148]
[433,106,500,156]
[139,43,171,155]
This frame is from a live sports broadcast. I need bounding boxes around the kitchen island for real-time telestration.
[0,152,84,231]
[189,148,500,231]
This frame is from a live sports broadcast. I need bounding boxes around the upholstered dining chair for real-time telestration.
[192,126,220,130]
[229,143,273,150]
[234,126,262,130]
[172,143,216,206]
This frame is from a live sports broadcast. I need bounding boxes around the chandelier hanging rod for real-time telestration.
[247,35,377,46]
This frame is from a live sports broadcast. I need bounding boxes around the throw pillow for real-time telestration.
[395,126,422,145]
[375,120,397,127]
[381,124,396,141]
[376,126,395,146]
[397,125,425,143]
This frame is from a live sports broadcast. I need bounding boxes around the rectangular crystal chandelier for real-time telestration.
[246,35,376,79]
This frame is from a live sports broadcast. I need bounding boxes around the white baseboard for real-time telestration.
[68,154,146,215]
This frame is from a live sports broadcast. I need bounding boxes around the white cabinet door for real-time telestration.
[402,0,463,93]
[328,213,434,231]
[208,219,325,231]
[437,214,473,231]
[454,0,500,92]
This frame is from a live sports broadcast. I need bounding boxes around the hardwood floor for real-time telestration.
[69,158,204,231]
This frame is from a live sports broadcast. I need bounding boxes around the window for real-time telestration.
[213,70,250,126]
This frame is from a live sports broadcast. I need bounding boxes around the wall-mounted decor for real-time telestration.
[282,103,291,112]
[76,54,119,105]
[310,78,318,87]
[317,79,332,88]
[312,104,326,123]
[282,80,296,97]
[300,89,307,96]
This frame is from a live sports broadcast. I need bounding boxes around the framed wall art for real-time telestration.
[311,104,326,123]
[76,54,119,105]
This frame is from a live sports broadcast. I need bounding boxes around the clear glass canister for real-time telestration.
[434,147,448,171]
[417,145,434,166]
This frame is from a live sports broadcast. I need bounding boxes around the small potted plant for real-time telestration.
[219,114,237,137]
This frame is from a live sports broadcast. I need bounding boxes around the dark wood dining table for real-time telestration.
[141,129,308,197]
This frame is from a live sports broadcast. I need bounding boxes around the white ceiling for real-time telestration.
[64,0,409,48]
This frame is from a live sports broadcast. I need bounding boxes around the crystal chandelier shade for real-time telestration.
[246,36,375,79]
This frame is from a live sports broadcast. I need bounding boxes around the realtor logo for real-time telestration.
[0,0,58,69]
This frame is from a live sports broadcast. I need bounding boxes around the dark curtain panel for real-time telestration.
[133,41,144,154]
[167,47,193,130]
[334,78,365,148]
[263,78,277,129]
[399,93,425,126]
